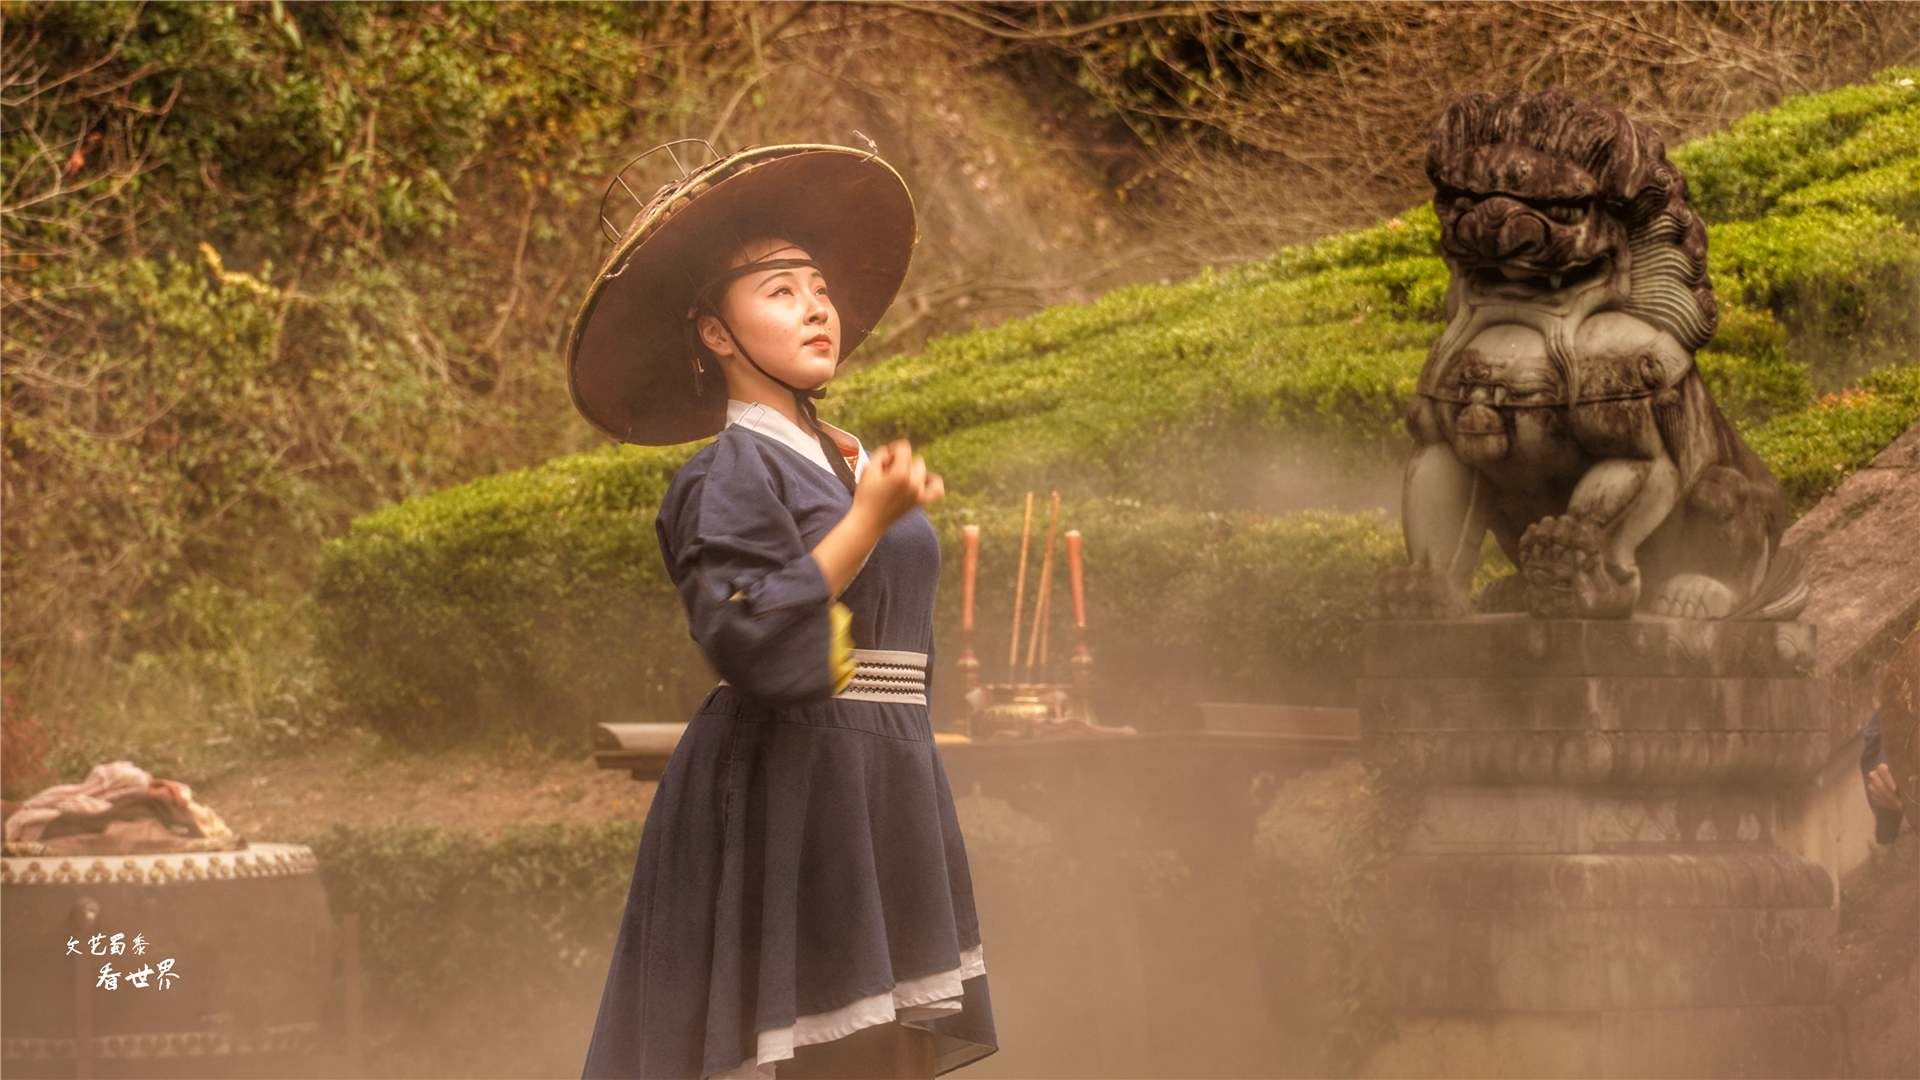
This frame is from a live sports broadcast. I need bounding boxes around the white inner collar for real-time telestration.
[725,400,867,481]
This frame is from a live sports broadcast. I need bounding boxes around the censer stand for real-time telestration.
[954,496,1098,740]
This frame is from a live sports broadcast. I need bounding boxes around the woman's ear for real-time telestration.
[696,313,734,358]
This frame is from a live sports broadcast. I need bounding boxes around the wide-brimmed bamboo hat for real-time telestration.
[566,143,916,445]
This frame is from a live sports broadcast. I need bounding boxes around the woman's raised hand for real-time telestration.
[814,440,942,598]
[1867,762,1901,812]
[854,440,944,527]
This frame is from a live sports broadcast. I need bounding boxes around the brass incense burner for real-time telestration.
[970,686,1057,740]
[954,492,1100,740]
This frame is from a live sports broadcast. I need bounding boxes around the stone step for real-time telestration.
[1372,855,1833,1012]
[1366,1005,1841,1079]
[1359,674,1823,732]
[1402,787,1785,855]
[1363,617,1816,680]
[1364,729,1828,786]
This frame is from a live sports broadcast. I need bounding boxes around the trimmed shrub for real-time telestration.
[1674,69,1920,224]
[826,232,1447,509]
[1778,154,1920,222]
[1709,207,1920,383]
[1747,364,1920,514]
[316,466,1406,745]
[931,504,1405,725]
[306,820,641,1078]
[312,444,706,748]
[1695,303,1812,426]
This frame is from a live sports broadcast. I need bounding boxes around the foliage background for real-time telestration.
[6,1,1920,771]
[5,7,1918,1079]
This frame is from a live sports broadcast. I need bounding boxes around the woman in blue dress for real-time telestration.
[568,145,996,1080]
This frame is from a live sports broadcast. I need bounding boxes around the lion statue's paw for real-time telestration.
[1646,573,1737,620]
[1371,563,1470,621]
[1520,515,1639,619]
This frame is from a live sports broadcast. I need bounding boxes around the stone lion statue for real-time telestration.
[1375,87,1806,621]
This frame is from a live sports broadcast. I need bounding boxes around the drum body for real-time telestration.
[1,843,336,1079]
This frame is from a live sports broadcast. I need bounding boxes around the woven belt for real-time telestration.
[719,649,928,706]
[838,648,928,705]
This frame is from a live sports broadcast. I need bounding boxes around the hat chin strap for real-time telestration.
[697,255,858,494]
[711,311,858,496]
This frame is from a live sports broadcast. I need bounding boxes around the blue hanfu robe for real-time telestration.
[582,415,996,1079]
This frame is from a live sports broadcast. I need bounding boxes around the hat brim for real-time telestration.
[567,146,916,445]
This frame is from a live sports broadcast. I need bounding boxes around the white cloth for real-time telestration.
[5,760,153,842]
[725,400,867,481]
[713,944,988,1079]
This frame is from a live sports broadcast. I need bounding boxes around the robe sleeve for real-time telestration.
[657,436,856,706]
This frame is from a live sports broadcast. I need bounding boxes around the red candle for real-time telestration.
[961,525,979,634]
[1066,530,1086,630]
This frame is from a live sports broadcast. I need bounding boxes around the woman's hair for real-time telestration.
[689,211,798,317]
[687,214,803,364]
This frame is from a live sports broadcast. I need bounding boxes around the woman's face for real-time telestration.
[697,237,840,392]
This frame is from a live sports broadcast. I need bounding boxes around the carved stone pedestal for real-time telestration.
[1359,617,1840,1080]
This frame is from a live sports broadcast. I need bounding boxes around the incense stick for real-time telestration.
[1026,492,1060,676]
[1038,508,1059,668]
[1008,493,1034,678]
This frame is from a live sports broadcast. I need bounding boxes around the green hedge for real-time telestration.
[1747,364,1920,513]
[931,505,1404,724]
[1674,73,1920,224]
[1708,208,1920,381]
[314,71,1919,748]
[305,820,642,1078]
[826,234,1445,509]
[316,462,1405,743]
[1677,68,1920,390]
[312,445,705,749]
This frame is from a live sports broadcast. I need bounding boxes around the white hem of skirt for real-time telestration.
[710,944,986,1079]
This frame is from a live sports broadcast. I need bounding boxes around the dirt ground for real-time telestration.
[189,730,655,843]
